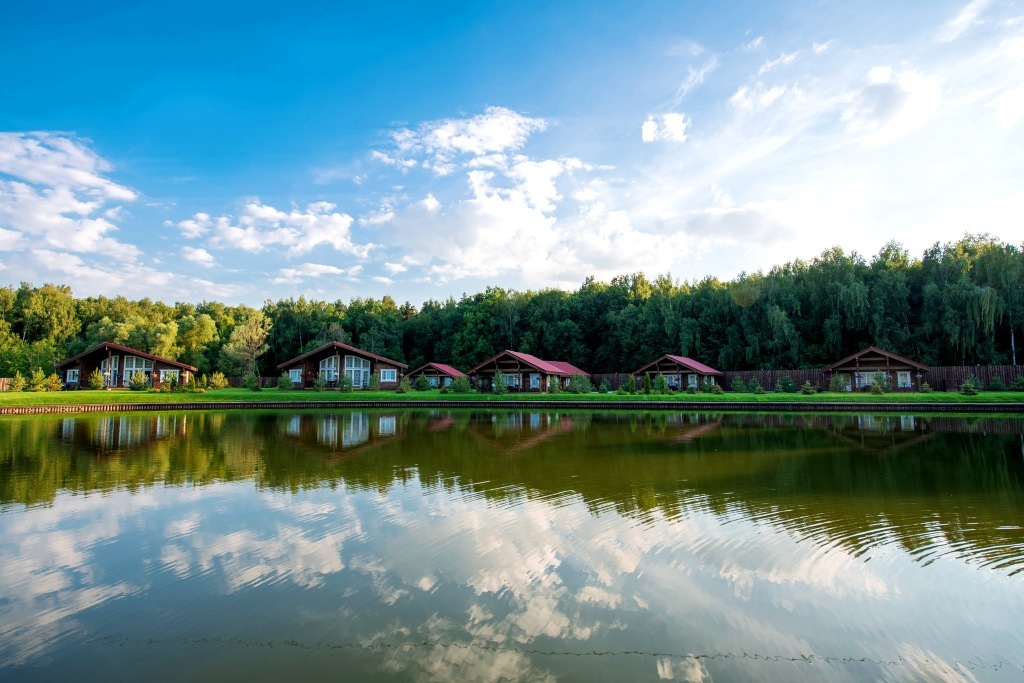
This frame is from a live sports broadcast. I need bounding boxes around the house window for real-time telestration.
[687,374,698,388]
[100,356,119,387]
[320,355,340,382]
[124,356,155,386]
[504,373,519,387]
[530,374,540,389]
[665,374,680,388]
[344,355,371,387]
[160,369,180,383]
[289,368,302,382]
[380,368,397,383]
[897,371,911,388]
[428,376,439,387]
[66,368,79,384]
[443,377,452,387]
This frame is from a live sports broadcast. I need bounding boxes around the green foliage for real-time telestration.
[730,376,747,393]
[187,373,198,392]
[566,374,593,394]
[959,375,981,395]
[711,383,724,394]
[369,372,382,391]
[28,368,47,392]
[277,372,293,391]
[242,371,261,391]
[685,385,698,394]
[209,372,229,390]
[492,370,508,395]
[439,386,448,394]
[198,373,208,390]
[873,371,892,393]
[987,376,1006,392]
[88,368,105,390]
[800,380,817,395]
[9,370,25,392]
[313,374,327,392]
[396,377,412,394]
[549,376,561,394]
[700,378,717,393]
[774,375,797,393]
[128,370,149,391]
[653,373,668,394]
[599,379,611,393]
[623,375,637,394]
[451,376,472,393]
[1011,376,1024,391]
[749,378,765,394]
[339,375,354,392]
[413,375,431,391]
[827,374,848,393]
[642,373,652,394]
[920,381,933,393]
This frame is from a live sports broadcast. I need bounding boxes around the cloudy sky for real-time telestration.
[1,0,1022,306]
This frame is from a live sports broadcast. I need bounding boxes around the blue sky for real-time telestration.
[1,0,1022,306]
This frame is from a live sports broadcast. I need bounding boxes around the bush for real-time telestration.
[567,374,593,394]
[44,373,63,391]
[313,374,327,391]
[9,371,25,392]
[277,372,293,390]
[1012,376,1024,391]
[730,376,747,393]
[199,373,208,390]
[396,377,412,394]
[711,384,724,394]
[959,376,981,395]
[369,372,382,391]
[599,379,611,393]
[774,375,797,393]
[920,381,933,393]
[653,374,668,394]
[988,376,1006,392]
[871,371,892,393]
[242,371,262,391]
[700,378,717,393]
[451,376,472,394]
[642,373,653,395]
[439,386,449,394]
[339,375,354,392]
[209,372,229,390]
[492,370,508,395]
[749,378,765,394]
[129,370,149,391]
[548,376,560,394]
[800,381,817,395]
[28,368,47,392]
[623,375,637,394]
[85,368,104,390]
[187,374,199,392]
[413,375,431,391]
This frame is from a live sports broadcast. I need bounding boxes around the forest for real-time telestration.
[0,234,1021,379]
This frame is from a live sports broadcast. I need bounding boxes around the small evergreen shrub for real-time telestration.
[730,376,747,393]
[439,386,449,394]
[599,379,611,393]
[199,373,208,389]
[396,377,412,394]
[775,375,797,393]
[919,381,933,393]
[653,374,668,394]
[711,384,724,394]
[27,368,47,392]
[242,372,262,391]
[451,376,472,393]
[749,378,765,394]
[339,375,354,392]
[88,368,105,390]
[492,370,508,395]
[209,372,229,389]
[686,385,698,394]
[45,373,63,391]
[800,381,817,395]
[313,374,327,391]
[827,374,848,393]
[277,372,293,391]
[700,378,717,393]
[368,372,382,391]
[9,371,26,392]
[1011,375,1024,391]
[413,375,431,391]
[988,376,1006,392]
[642,373,653,395]
[129,370,149,391]
[623,375,637,394]
[549,376,561,394]
[871,371,892,393]
[959,376,981,395]
[567,374,593,394]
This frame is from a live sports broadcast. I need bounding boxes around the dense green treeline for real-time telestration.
[1,234,1022,377]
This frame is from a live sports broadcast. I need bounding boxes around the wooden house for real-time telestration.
[56,342,197,390]
[824,346,929,391]
[277,341,407,389]
[633,354,723,389]
[469,350,588,393]
[406,362,467,388]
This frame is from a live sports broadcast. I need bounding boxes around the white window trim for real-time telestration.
[66,368,79,383]
[160,369,180,382]
[380,368,397,382]
[289,368,302,382]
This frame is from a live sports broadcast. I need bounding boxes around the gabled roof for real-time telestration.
[468,349,588,376]
[277,340,408,370]
[56,342,198,372]
[633,353,722,376]
[407,362,467,378]
[824,345,929,372]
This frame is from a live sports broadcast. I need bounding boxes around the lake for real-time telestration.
[1,409,1022,681]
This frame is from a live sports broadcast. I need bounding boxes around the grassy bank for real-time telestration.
[2,387,1024,407]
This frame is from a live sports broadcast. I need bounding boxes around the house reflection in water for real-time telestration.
[281,412,402,452]
[59,414,188,454]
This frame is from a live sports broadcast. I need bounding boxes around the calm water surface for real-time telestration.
[1,410,1022,682]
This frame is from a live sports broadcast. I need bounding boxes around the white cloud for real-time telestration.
[741,36,764,51]
[812,41,832,55]
[641,114,690,142]
[729,83,788,112]
[938,0,992,42]
[989,81,1024,126]
[758,51,798,76]
[272,262,354,284]
[0,132,137,202]
[182,246,216,267]
[842,66,942,145]
[672,57,719,105]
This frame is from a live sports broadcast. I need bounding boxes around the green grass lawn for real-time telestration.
[2,387,1024,406]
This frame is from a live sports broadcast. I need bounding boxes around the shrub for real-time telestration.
[129,370,149,391]
[199,373,208,390]
[615,386,629,395]
[959,376,981,395]
[209,372,229,390]
[368,372,382,391]
[642,373,653,395]
[749,378,765,394]
[169,375,180,392]
[451,376,472,394]
[396,377,412,394]
[492,370,508,395]
[774,375,797,393]
[44,373,63,391]
[700,378,717,393]
[827,374,848,393]
[313,374,327,391]
[339,375,354,392]
[800,380,817,395]
[653,374,668,394]
[871,372,892,393]
[548,376,561,394]
[439,386,448,394]
[920,381,933,393]
[730,376,747,393]
[711,384,724,394]
[599,379,611,393]
[9,371,25,392]
[623,375,637,394]
[28,368,47,392]
[567,374,593,394]
[988,376,1006,392]
[413,375,431,391]
[277,372,293,391]
[1011,375,1024,391]
[685,385,698,394]
[242,371,261,391]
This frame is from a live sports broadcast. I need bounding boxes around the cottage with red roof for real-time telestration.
[277,341,407,389]
[468,350,588,393]
[406,362,467,388]
[56,342,197,390]
[632,354,723,390]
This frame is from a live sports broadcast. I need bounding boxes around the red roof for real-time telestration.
[56,342,197,372]
[277,341,408,370]
[633,354,722,376]
[469,350,588,376]
[408,362,467,378]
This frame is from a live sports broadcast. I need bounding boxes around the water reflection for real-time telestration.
[0,411,1022,680]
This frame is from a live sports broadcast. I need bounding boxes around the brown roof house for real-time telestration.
[824,346,929,391]
[406,362,467,388]
[277,341,408,389]
[633,354,723,389]
[469,350,588,393]
[56,342,197,389]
